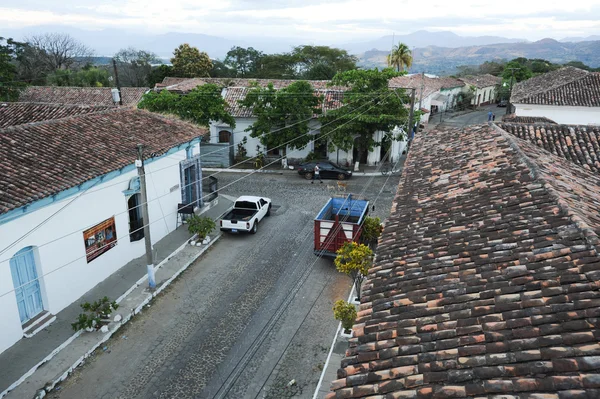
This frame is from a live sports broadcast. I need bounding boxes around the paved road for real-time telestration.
[435,104,504,129]
[49,172,401,399]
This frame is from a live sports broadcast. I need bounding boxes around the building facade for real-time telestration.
[0,109,205,354]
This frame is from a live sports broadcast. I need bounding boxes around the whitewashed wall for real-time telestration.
[0,149,191,354]
[514,104,600,125]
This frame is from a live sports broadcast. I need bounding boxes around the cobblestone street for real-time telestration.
[48,172,401,399]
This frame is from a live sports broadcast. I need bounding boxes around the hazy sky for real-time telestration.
[2,0,600,41]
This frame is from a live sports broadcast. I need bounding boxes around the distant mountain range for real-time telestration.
[4,26,600,74]
[339,30,527,53]
[360,38,600,75]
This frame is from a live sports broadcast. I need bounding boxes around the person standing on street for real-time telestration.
[312,163,322,184]
[488,111,493,121]
[492,113,496,121]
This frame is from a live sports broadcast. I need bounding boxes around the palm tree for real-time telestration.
[387,43,413,72]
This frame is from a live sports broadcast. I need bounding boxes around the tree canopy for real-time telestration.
[319,69,410,162]
[171,44,212,78]
[224,46,263,77]
[239,80,322,156]
[114,47,160,87]
[46,66,111,87]
[138,84,235,128]
[291,45,358,79]
[0,37,26,101]
[26,33,93,71]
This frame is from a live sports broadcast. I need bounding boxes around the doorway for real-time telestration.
[10,247,44,324]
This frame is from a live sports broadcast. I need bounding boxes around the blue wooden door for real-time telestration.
[10,247,43,323]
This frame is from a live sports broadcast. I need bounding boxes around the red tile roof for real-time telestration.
[327,123,600,399]
[0,102,114,128]
[18,86,148,107]
[501,114,557,124]
[511,67,590,105]
[221,87,347,118]
[0,109,207,214]
[498,122,600,172]
[163,77,334,93]
[513,72,600,107]
[389,75,465,100]
[458,74,502,89]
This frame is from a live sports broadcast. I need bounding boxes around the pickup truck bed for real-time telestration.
[220,196,272,234]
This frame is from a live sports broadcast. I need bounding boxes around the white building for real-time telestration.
[511,67,600,125]
[0,108,206,354]
[458,74,502,106]
[201,83,408,167]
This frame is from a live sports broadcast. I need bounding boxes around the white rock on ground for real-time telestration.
[100,325,109,333]
[114,314,122,322]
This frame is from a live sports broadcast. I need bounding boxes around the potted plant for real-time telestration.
[71,296,119,332]
[333,300,357,336]
[361,216,383,248]
[187,215,216,244]
[334,242,373,302]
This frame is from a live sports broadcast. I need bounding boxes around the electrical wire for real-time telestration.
[0,93,394,298]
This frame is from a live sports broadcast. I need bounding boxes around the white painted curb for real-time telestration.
[0,232,224,399]
[311,284,357,399]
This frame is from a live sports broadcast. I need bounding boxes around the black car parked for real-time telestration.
[297,161,352,180]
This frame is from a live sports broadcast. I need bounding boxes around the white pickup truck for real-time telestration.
[220,196,272,234]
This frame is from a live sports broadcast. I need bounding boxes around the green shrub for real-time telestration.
[71,296,119,331]
[361,216,383,243]
[333,300,357,333]
[187,215,216,240]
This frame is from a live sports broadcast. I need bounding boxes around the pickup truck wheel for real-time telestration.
[250,222,258,234]
[304,172,313,180]
[266,204,272,216]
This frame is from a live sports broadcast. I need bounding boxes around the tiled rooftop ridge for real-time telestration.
[327,123,600,399]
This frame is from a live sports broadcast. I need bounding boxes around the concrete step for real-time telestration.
[23,311,56,338]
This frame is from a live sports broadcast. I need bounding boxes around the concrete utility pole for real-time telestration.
[505,67,518,115]
[136,144,156,289]
[112,59,123,106]
[407,88,416,141]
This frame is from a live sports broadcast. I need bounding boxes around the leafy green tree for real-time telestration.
[291,45,357,79]
[210,60,234,78]
[171,44,212,78]
[478,60,506,76]
[224,46,263,77]
[240,80,322,157]
[334,242,373,300]
[138,84,235,128]
[502,60,533,83]
[563,61,592,71]
[386,43,412,72]
[255,53,296,79]
[0,37,26,101]
[148,65,174,87]
[114,47,160,87]
[46,67,111,87]
[319,69,409,164]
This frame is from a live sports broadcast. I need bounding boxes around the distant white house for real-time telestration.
[458,74,502,106]
[511,67,600,125]
[163,78,409,166]
[0,108,205,354]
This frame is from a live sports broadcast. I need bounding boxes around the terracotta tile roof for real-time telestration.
[18,86,149,107]
[222,86,347,118]
[163,77,334,93]
[498,122,600,172]
[327,123,600,399]
[0,109,207,214]
[501,114,557,124]
[389,75,465,101]
[0,102,114,128]
[511,67,590,104]
[156,77,189,88]
[512,71,600,107]
[458,74,502,89]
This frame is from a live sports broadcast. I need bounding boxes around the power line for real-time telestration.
[0,96,384,262]
[0,93,394,297]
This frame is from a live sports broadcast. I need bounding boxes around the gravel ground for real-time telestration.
[49,172,401,399]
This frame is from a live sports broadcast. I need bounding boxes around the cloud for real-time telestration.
[1,0,599,42]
